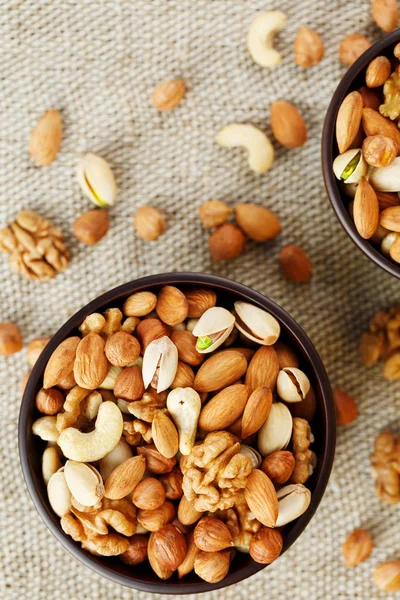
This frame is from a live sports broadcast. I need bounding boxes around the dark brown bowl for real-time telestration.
[19,272,335,594]
[322,29,400,279]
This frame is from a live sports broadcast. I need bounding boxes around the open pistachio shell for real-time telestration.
[240,444,262,468]
[142,336,178,393]
[277,367,310,403]
[275,483,311,526]
[192,307,235,354]
[369,157,400,192]
[77,153,117,207]
[47,468,72,517]
[258,402,293,456]
[233,301,280,346]
[333,148,367,184]
[64,461,104,507]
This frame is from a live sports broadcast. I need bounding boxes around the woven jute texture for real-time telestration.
[1,0,399,598]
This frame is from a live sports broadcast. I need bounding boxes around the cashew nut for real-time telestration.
[216,124,274,174]
[58,401,123,462]
[47,468,71,517]
[32,415,59,442]
[42,446,62,485]
[83,391,103,420]
[167,387,201,455]
[247,11,287,67]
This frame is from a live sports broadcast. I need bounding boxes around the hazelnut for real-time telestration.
[193,517,233,552]
[342,528,373,567]
[73,209,110,245]
[104,331,141,367]
[362,135,397,168]
[136,318,170,353]
[374,560,400,592]
[294,26,324,68]
[27,337,51,367]
[152,80,185,111]
[208,223,246,261]
[120,535,148,565]
[261,450,295,484]
[249,527,283,564]
[35,387,64,415]
[148,524,187,571]
[194,549,231,583]
[339,34,371,66]
[199,200,231,228]
[0,322,23,355]
[132,477,166,510]
[137,500,176,532]
[279,245,312,283]
[134,205,166,241]
[159,468,183,500]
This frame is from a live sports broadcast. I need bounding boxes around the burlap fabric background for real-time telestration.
[1,0,399,598]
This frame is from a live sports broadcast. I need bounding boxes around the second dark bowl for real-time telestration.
[322,29,400,279]
[19,272,335,594]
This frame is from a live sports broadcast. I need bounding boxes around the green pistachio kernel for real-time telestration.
[197,336,213,350]
[341,151,361,181]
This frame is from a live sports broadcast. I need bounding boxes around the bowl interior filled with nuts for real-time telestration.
[19,272,335,593]
[322,29,400,279]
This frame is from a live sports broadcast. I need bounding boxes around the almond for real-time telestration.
[43,337,80,389]
[156,286,188,326]
[376,191,400,210]
[365,56,391,88]
[29,108,62,166]
[244,469,278,527]
[136,318,170,352]
[293,26,324,68]
[274,341,299,369]
[208,223,246,260]
[373,560,400,593]
[380,206,400,231]
[178,495,204,526]
[194,350,247,392]
[134,206,166,241]
[270,100,307,149]
[104,455,146,500]
[137,500,176,532]
[279,245,312,282]
[342,528,373,567]
[199,384,250,431]
[372,0,399,32]
[245,346,279,392]
[152,80,185,111]
[123,291,157,317]
[137,445,177,474]
[289,386,316,421]
[170,330,203,366]
[184,288,217,318]
[148,524,187,571]
[339,34,371,66]
[234,204,281,242]
[362,108,400,151]
[171,361,195,389]
[333,387,358,425]
[193,517,234,552]
[359,86,382,111]
[132,477,166,510]
[73,209,109,245]
[353,177,379,239]
[35,388,64,415]
[114,365,144,400]
[199,200,232,229]
[241,387,272,439]
[152,412,179,458]
[73,332,109,390]
[105,331,141,367]
[362,135,397,168]
[336,91,363,154]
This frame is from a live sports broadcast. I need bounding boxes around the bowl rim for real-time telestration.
[19,272,335,594]
[322,29,400,280]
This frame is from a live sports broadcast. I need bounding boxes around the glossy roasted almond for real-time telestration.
[152,412,179,458]
[171,330,203,366]
[199,384,250,431]
[380,206,400,232]
[123,291,157,317]
[270,101,307,149]
[245,346,279,392]
[244,469,278,527]
[156,286,188,326]
[336,91,363,154]
[43,337,80,389]
[171,361,195,389]
[136,318,170,352]
[234,204,281,242]
[104,455,146,500]
[353,177,379,239]
[241,387,272,439]
[184,288,217,318]
[362,108,400,151]
[73,333,109,390]
[194,350,247,392]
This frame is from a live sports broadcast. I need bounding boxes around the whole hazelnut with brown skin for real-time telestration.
[132,477,166,510]
[199,200,231,228]
[261,450,295,484]
[342,528,373,567]
[208,223,245,260]
[159,468,183,500]
[73,209,109,245]
[374,560,400,592]
[0,323,23,355]
[249,528,283,564]
[134,206,166,241]
[27,337,51,367]
[120,535,148,566]
[35,387,64,415]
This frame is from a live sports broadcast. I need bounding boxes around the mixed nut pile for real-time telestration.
[31,286,316,583]
[333,42,400,264]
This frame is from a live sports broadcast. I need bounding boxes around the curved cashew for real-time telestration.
[47,468,71,517]
[58,401,123,462]
[167,387,201,455]
[216,124,274,174]
[247,11,287,67]
[42,446,62,485]
[32,416,59,442]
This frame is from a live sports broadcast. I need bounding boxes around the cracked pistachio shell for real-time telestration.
[240,444,262,468]
[277,367,310,403]
[77,153,117,207]
[234,301,280,346]
[369,157,400,192]
[64,461,104,507]
[47,468,72,517]
[276,483,311,527]
[333,149,367,184]
[258,402,293,456]
[167,387,201,455]
[142,336,178,393]
[192,307,235,354]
